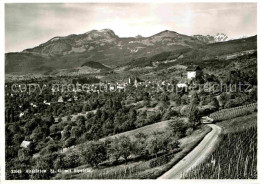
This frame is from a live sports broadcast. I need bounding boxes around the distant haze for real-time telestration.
[5,3,257,53]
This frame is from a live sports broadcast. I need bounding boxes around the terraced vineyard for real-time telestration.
[209,103,257,121]
[184,126,257,179]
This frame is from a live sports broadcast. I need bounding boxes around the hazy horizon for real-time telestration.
[5,3,257,53]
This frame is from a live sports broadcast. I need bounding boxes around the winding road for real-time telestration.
[158,124,222,179]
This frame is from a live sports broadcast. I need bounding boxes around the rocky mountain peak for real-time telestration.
[193,33,229,43]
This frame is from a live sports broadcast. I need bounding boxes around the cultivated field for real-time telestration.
[209,103,257,121]
[184,114,257,179]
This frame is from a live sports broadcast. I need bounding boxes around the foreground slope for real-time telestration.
[158,124,222,179]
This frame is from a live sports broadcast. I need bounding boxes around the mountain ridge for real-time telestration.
[5,29,256,75]
[21,29,200,56]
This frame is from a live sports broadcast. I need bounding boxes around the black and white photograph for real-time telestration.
[4,2,258,181]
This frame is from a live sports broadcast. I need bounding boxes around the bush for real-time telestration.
[134,119,148,128]
[63,152,81,169]
[149,155,171,168]
[82,141,107,167]
[63,137,76,148]
[186,128,194,136]
[169,118,186,138]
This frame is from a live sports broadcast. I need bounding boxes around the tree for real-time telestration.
[118,135,132,164]
[190,92,200,105]
[112,99,122,110]
[128,109,137,123]
[160,93,169,103]
[210,97,220,110]
[82,103,90,113]
[160,131,180,153]
[62,125,71,140]
[170,93,181,105]
[31,126,44,142]
[146,135,161,158]
[63,137,75,148]
[159,133,171,153]
[133,132,148,157]
[224,99,237,108]
[9,122,20,134]
[169,118,186,137]
[67,115,72,121]
[162,108,178,120]
[168,137,180,151]
[24,118,38,135]
[49,124,59,134]
[31,155,54,179]
[107,137,121,163]
[185,127,194,136]
[18,148,30,162]
[82,141,107,168]
[63,152,81,169]
[53,154,65,170]
[40,142,59,155]
[188,104,199,127]
[181,94,189,105]
[58,117,62,123]
[49,115,55,124]
[13,134,24,146]
[143,99,151,107]
[147,112,162,124]
[101,110,108,122]
[249,86,257,102]
[218,92,230,107]
[71,126,81,138]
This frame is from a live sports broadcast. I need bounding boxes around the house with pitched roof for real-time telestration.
[186,65,202,80]
[20,140,32,148]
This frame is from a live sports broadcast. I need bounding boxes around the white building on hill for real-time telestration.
[20,140,31,148]
[186,65,202,80]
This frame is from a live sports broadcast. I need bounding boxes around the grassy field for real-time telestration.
[61,117,204,154]
[183,113,257,179]
[60,120,171,154]
[54,125,211,179]
[101,120,170,142]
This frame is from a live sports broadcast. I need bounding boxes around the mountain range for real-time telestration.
[192,33,229,43]
[5,29,256,75]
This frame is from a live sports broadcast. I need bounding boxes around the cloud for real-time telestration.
[5,3,257,52]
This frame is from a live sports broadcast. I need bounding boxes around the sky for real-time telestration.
[5,3,257,53]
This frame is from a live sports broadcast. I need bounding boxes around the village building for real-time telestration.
[19,112,24,117]
[186,65,203,80]
[177,79,188,88]
[177,65,203,88]
[20,140,32,148]
[128,76,142,86]
[58,96,64,103]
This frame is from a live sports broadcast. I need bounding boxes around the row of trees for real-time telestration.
[55,131,180,170]
[6,129,180,179]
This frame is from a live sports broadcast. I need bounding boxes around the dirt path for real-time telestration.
[158,124,222,179]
